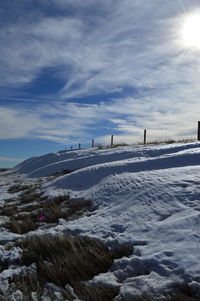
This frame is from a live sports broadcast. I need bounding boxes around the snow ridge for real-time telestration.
[1,142,200,299]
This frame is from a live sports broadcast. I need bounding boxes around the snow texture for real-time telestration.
[1,142,200,299]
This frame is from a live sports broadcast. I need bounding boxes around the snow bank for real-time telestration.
[14,142,200,178]
[9,142,200,298]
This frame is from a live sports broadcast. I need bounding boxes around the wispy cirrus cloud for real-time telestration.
[1,0,200,98]
[0,0,200,147]
[0,90,198,146]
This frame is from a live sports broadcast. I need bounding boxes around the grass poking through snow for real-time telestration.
[8,272,42,300]
[17,234,114,285]
[11,233,121,300]
[2,187,93,234]
[8,184,34,194]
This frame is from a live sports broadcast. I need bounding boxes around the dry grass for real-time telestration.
[49,194,70,205]
[1,185,135,300]
[52,169,72,178]
[1,198,16,204]
[5,216,38,234]
[3,272,199,301]
[120,295,198,301]
[73,282,119,301]
[97,138,196,150]
[0,205,18,216]
[39,201,63,223]
[17,234,114,287]
[166,283,199,301]
[12,233,121,299]
[21,185,40,195]
[8,272,42,300]
[0,190,43,218]
[17,202,41,213]
[22,197,92,224]
[111,143,129,148]
[33,197,92,224]
[0,260,8,273]
[64,198,92,210]
[167,296,198,301]
[8,184,34,194]
[111,242,134,259]
[140,138,195,146]
[121,296,155,301]
[119,282,199,301]
[2,191,92,234]
[0,168,9,172]
[3,221,135,300]
[7,272,75,301]
[19,192,43,204]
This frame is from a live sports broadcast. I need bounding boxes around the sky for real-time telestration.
[1,0,200,167]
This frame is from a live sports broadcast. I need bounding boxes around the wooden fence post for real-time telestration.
[198,122,200,141]
[144,129,147,145]
[92,139,94,148]
[111,135,114,147]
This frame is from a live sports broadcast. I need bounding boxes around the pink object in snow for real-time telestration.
[39,215,45,222]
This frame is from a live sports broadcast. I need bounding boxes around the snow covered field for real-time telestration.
[1,142,200,300]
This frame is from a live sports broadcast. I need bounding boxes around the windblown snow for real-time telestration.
[1,142,200,299]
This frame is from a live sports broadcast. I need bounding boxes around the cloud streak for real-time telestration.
[1,0,199,96]
[0,157,24,162]
[0,0,200,146]
[0,92,198,146]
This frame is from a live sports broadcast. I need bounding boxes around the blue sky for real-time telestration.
[1,0,200,167]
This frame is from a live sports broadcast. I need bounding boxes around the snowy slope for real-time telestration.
[4,142,200,299]
[15,142,200,178]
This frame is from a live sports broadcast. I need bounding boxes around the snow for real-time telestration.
[14,142,200,178]
[0,232,21,246]
[1,141,200,299]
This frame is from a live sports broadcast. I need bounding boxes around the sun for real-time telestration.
[181,13,200,49]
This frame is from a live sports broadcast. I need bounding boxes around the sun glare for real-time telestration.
[181,13,200,49]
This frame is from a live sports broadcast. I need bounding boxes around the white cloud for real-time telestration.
[1,0,199,96]
[0,157,24,162]
[0,0,200,144]
[0,91,198,145]
[0,107,42,139]
[0,16,85,87]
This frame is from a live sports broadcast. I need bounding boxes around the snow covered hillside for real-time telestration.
[1,142,200,300]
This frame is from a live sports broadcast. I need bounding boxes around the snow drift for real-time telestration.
[5,142,200,298]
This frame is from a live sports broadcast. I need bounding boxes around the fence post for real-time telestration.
[198,122,200,141]
[144,129,147,145]
[92,139,94,148]
[111,135,114,147]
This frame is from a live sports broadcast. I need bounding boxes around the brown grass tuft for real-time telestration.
[19,192,43,204]
[74,282,120,301]
[2,193,92,234]
[119,282,199,301]
[50,194,70,204]
[8,272,42,300]
[8,184,33,194]
[111,242,134,259]
[52,169,72,177]
[0,206,18,216]
[166,284,199,301]
[0,260,8,273]
[33,197,92,223]
[5,216,38,234]
[17,234,114,287]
